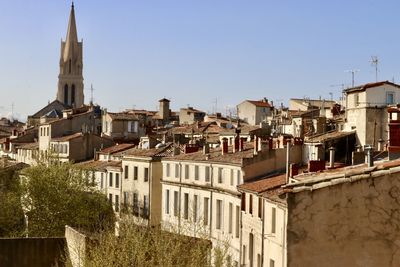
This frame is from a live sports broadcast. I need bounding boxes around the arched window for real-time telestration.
[71,84,76,105]
[69,59,72,74]
[64,84,69,105]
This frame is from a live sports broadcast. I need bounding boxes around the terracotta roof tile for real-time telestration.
[246,100,271,108]
[238,174,286,193]
[98,143,135,154]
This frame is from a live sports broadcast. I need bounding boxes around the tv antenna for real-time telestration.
[370,56,379,82]
[345,69,360,87]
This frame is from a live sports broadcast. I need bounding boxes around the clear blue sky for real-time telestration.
[1,0,400,120]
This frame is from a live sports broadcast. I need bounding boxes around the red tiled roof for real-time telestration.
[238,174,286,194]
[51,132,83,142]
[344,81,400,93]
[246,100,271,108]
[98,143,135,154]
[75,160,122,171]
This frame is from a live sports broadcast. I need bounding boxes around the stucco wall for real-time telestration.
[287,172,400,267]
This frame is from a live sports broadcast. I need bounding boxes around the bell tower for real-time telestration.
[57,2,84,108]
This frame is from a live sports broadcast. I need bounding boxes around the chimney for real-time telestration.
[365,145,374,167]
[203,143,210,154]
[378,139,384,151]
[222,138,228,155]
[253,136,258,155]
[239,138,245,151]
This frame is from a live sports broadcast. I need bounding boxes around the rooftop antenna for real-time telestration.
[90,84,94,105]
[212,98,218,114]
[345,69,360,87]
[329,92,333,101]
[370,56,379,82]
[11,103,14,120]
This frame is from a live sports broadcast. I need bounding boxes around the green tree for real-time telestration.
[21,162,115,237]
[0,161,25,237]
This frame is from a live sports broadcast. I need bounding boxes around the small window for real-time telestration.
[165,190,170,214]
[109,173,113,187]
[133,193,139,215]
[218,168,223,183]
[134,166,138,180]
[143,195,149,218]
[241,193,246,211]
[216,199,222,230]
[184,193,189,220]
[387,92,395,105]
[109,193,112,205]
[270,259,275,267]
[271,207,276,234]
[166,163,170,177]
[249,194,253,215]
[204,197,209,226]
[258,197,263,218]
[144,167,149,182]
[124,166,128,179]
[237,170,241,185]
[228,202,233,234]
[185,165,189,179]
[230,169,234,186]
[115,173,120,188]
[123,192,128,206]
[195,165,199,180]
[175,164,180,178]
[174,191,179,217]
[205,166,210,182]
[100,173,104,189]
[235,205,240,238]
[193,195,198,222]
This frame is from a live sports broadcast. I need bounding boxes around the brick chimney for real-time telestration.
[222,138,228,155]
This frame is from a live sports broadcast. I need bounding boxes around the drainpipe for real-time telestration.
[282,204,287,267]
[178,162,182,234]
[148,161,152,227]
[209,164,213,267]
[285,143,291,183]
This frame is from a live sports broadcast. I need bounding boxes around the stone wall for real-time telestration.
[287,171,400,267]
[0,237,66,267]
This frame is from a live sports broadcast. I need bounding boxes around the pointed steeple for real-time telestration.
[63,2,78,61]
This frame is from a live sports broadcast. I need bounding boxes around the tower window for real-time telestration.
[69,59,72,74]
[71,84,76,105]
[64,84,69,105]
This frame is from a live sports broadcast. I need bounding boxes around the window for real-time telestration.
[271,207,276,234]
[185,165,189,179]
[205,166,210,182]
[166,163,170,177]
[193,195,198,222]
[100,173,104,189]
[115,195,119,212]
[109,173,113,187]
[258,197,263,218]
[174,191,179,217]
[109,193,112,205]
[128,121,138,133]
[123,192,128,207]
[115,173,119,188]
[133,166,138,180]
[230,169,234,186]
[249,194,253,215]
[387,92,395,105]
[237,170,241,185]
[204,197,209,225]
[218,168,223,183]
[269,259,275,267]
[133,193,139,215]
[124,166,128,179]
[235,205,240,238]
[242,245,246,266]
[257,254,261,267]
[216,199,222,230]
[183,193,189,220]
[195,165,199,180]
[229,202,233,234]
[354,93,359,107]
[241,193,246,211]
[165,190,170,214]
[71,84,75,105]
[143,195,149,218]
[175,164,180,178]
[144,167,149,182]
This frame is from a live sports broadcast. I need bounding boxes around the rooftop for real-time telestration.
[305,130,356,143]
[98,143,135,155]
[343,80,400,94]
[107,112,139,121]
[124,143,173,158]
[245,99,271,108]
[238,173,286,194]
[51,132,83,142]
[75,160,122,171]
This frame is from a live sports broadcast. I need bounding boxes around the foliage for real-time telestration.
[0,161,25,237]
[21,162,115,237]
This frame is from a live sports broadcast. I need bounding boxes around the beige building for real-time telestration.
[56,3,84,108]
[161,141,302,265]
[238,174,288,267]
[289,98,336,119]
[179,107,206,125]
[120,145,174,226]
[102,111,145,143]
[237,99,273,126]
[343,81,400,148]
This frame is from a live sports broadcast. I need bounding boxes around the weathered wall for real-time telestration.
[287,172,400,267]
[0,237,67,267]
[65,226,87,267]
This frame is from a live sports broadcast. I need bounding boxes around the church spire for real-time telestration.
[63,2,78,61]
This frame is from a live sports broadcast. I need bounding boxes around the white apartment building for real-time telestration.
[161,141,302,266]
